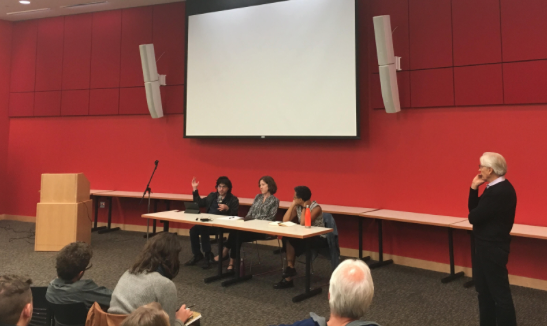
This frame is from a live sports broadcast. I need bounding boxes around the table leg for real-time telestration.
[292,237,322,302]
[221,230,253,287]
[163,200,171,232]
[98,197,120,234]
[144,200,159,238]
[91,195,106,232]
[359,217,371,262]
[463,231,475,288]
[441,227,465,283]
[204,227,234,283]
[368,219,393,269]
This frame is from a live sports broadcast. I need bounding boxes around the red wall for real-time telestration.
[0,20,12,214]
[4,1,547,281]
[370,0,547,109]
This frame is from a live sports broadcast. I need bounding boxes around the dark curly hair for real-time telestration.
[0,275,32,325]
[294,186,312,202]
[56,242,93,281]
[216,176,232,194]
[259,176,277,195]
[129,233,181,280]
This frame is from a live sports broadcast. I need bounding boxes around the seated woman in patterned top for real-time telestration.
[215,176,280,270]
[274,185,327,289]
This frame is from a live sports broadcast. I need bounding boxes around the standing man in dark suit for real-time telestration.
[469,152,517,326]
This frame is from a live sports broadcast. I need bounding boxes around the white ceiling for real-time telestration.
[1,0,184,22]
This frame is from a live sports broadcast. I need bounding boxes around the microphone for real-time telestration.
[155,160,159,166]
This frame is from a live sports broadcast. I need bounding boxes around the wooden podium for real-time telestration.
[35,173,92,252]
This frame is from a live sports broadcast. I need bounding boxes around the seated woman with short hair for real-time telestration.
[215,176,280,270]
[274,185,327,289]
[108,233,192,326]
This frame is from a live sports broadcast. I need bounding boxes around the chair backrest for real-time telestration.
[86,302,127,326]
[30,287,52,326]
[319,213,340,271]
[48,302,88,326]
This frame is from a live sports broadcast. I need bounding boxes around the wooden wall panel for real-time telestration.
[454,64,503,106]
[34,91,62,116]
[63,14,93,90]
[452,0,502,66]
[409,0,453,70]
[61,90,89,116]
[410,68,454,107]
[120,7,153,88]
[35,17,64,91]
[10,21,37,92]
[90,10,122,89]
[153,2,186,85]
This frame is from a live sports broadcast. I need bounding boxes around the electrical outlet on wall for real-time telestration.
[100,202,105,208]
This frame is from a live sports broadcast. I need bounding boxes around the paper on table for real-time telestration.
[217,216,243,220]
[269,221,297,227]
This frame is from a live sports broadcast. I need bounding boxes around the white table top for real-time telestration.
[361,209,466,227]
[450,220,547,240]
[142,211,332,239]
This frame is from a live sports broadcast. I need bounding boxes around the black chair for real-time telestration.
[29,287,52,326]
[48,301,89,326]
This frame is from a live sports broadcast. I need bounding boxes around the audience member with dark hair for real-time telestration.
[108,233,192,326]
[46,242,112,309]
[274,186,327,289]
[0,275,33,326]
[215,176,280,270]
[185,176,240,269]
[119,302,169,326]
[273,260,379,326]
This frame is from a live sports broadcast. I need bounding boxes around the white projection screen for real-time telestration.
[185,0,358,138]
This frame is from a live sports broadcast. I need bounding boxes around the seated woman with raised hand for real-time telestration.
[108,233,192,326]
[215,176,280,270]
[274,185,327,289]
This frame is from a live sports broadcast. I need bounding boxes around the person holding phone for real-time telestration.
[469,152,517,326]
[185,176,239,269]
[215,176,280,270]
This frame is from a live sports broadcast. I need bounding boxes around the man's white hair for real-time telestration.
[480,152,507,176]
[329,259,374,320]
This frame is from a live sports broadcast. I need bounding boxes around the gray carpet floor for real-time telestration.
[1,221,546,326]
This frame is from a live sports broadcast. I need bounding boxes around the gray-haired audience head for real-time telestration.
[0,275,33,326]
[120,302,170,326]
[480,152,507,176]
[329,259,374,320]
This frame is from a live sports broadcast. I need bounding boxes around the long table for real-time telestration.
[142,210,332,302]
[450,219,547,288]
[361,210,467,283]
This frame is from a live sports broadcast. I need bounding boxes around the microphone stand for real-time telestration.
[141,160,159,240]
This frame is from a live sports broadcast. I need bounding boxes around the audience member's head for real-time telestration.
[119,302,169,326]
[56,242,93,282]
[216,176,233,195]
[329,259,374,320]
[259,176,277,195]
[0,275,33,326]
[130,233,182,280]
[294,186,312,202]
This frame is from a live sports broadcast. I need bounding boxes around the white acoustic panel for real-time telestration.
[379,65,401,113]
[145,81,163,118]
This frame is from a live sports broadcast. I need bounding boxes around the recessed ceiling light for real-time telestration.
[7,8,50,15]
[19,1,31,4]
[60,1,108,9]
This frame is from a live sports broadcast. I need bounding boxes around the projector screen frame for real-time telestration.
[183,0,361,139]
